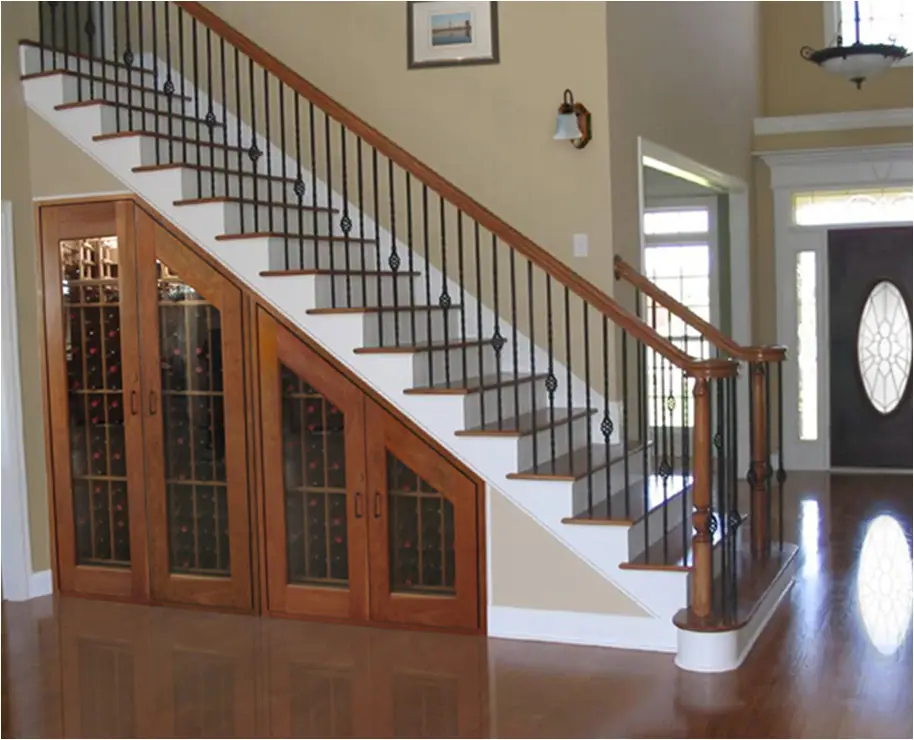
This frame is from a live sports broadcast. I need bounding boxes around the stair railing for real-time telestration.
[32,0,743,625]
[614,255,788,564]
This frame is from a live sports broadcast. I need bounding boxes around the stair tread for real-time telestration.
[175,196,337,213]
[260,269,420,277]
[20,41,157,78]
[621,511,744,572]
[507,440,651,481]
[406,372,547,395]
[55,99,224,127]
[216,231,377,244]
[563,474,692,526]
[456,407,595,437]
[308,304,462,315]
[133,162,297,182]
[355,339,488,355]
[23,69,191,100]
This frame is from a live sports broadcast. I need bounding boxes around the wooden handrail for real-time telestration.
[613,255,787,364]
[173,2,726,374]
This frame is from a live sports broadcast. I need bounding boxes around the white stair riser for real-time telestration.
[464,376,549,429]
[516,414,592,472]
[97,106,227,144]
[266,237,376,271]
[25,48,156,86]
[413,344,500,387]
[628,486,692,561]
[313,273,417,309]
[235,204,345,237]
[184,171,294,202]
[60,75,190,115]
[363,308,463,347]
[571,449,646,512]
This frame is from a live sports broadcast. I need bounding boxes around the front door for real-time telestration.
[828,226,913,468]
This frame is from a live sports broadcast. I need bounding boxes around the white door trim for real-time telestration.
[1,201,39,601]
[762,144,914,470]
[637,138,752,471]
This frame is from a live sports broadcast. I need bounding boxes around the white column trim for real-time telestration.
[1,201,44,601]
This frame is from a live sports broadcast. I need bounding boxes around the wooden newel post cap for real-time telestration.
[743,345,787,363]
[686,358,739,380]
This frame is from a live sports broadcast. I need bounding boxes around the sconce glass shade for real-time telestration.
[553,111,583,141]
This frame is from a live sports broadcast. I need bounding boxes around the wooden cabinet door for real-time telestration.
[365,401,480,630]
[135,210,252,610]
[41,201,149,601]
[258,309,370,621]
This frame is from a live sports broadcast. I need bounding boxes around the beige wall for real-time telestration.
[2,2,125,574]
[605,1,760,269]
[760,1,913,117]
[207,1,615,294]
[489,488,648,615]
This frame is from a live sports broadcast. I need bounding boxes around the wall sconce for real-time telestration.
[553,89,591,149]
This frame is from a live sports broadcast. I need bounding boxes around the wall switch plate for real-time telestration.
[573,233,588,258]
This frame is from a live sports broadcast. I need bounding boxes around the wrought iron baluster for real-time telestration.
[492,236,505,429]
[164,3,174,162]
[74,4,82,100]
[48,2,59,72]
[621,328,630,519]
[340,124,351,303]
[583,301,593,514]
[776,361,786,551]
[325,112,335,306]
[264,69,274,234]
[136,1,143,130]
[178,7,186,159]
[85,5,97,99]
[545,276,556,468]
[438,198,451,385]
[247,58,260,229]
[372,148,381,320]
[603,318,613,518]
[205,27,216,197]
[220,36,227,196]
[233,48,242,206]
[422,186,433,384]
[509,248,519,433]
[457,210,467,383]
[309,102,318,269]
[280,83,290,269]
[387,158,399,343]
[474,222,484,425]
[294,94,304,266]
[564,287,574,474]
[765,362,773,552]
[150,2,158,159]
[406,174,416,340]
[527,261,537,467]
[640,340,650,562]
[192,17,200,195]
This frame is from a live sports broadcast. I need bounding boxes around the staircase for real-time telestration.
[20,1,796,672]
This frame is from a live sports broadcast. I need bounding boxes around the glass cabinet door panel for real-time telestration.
[61,235,132,567]
[157,261,231,577]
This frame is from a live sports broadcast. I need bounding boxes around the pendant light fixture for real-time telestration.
[800,0,909,89]
[553,89,592,149]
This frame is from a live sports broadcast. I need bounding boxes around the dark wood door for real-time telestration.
[258,309,370,621]
[135,209,252,609]
[41,201,149,601]
[365,401,480,630]
[829,226,913,468]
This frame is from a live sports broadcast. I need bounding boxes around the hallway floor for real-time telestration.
[3,473,911,738]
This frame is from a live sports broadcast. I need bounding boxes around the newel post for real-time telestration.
[687,359,738,621]
[690,374,713,619]
[745,346,787,560]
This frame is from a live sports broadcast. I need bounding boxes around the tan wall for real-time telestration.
[489,488,648,615]
[2,2,125,573]
[760,1,913,117]
[605,1,760,268]
[205,1,614,292]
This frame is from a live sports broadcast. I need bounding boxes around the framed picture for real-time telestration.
[407,2,500,69]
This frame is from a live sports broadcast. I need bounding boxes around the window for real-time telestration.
[793,188,914,227]
[828,0,913,52]
[642,207,714,427]
[796,252,818,441]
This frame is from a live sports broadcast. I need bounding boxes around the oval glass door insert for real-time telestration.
[856,280,912,415]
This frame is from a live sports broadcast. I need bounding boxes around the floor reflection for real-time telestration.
[3,472,912,738]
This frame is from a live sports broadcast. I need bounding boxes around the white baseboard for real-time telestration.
[488,605,678,653]
[28,569,53,600]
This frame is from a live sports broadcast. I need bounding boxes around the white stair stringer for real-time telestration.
[22,61,689,652]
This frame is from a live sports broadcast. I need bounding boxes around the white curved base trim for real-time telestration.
[674,546,798,673]
[489,605,678,653]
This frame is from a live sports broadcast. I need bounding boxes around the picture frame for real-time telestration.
[407,1,500,70]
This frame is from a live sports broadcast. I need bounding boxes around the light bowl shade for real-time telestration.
[553,112,582,141]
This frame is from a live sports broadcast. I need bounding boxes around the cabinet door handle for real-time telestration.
[130,390,138,416]
[373,492,382,519]
[354,492,363,519]
[148,390,158,416]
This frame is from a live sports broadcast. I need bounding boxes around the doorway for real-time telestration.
[828,226,913,469]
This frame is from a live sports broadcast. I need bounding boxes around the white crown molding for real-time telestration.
[754,108,913,137]
[758,143,914,189]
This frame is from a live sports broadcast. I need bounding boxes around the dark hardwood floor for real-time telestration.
[3,472,911,738]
